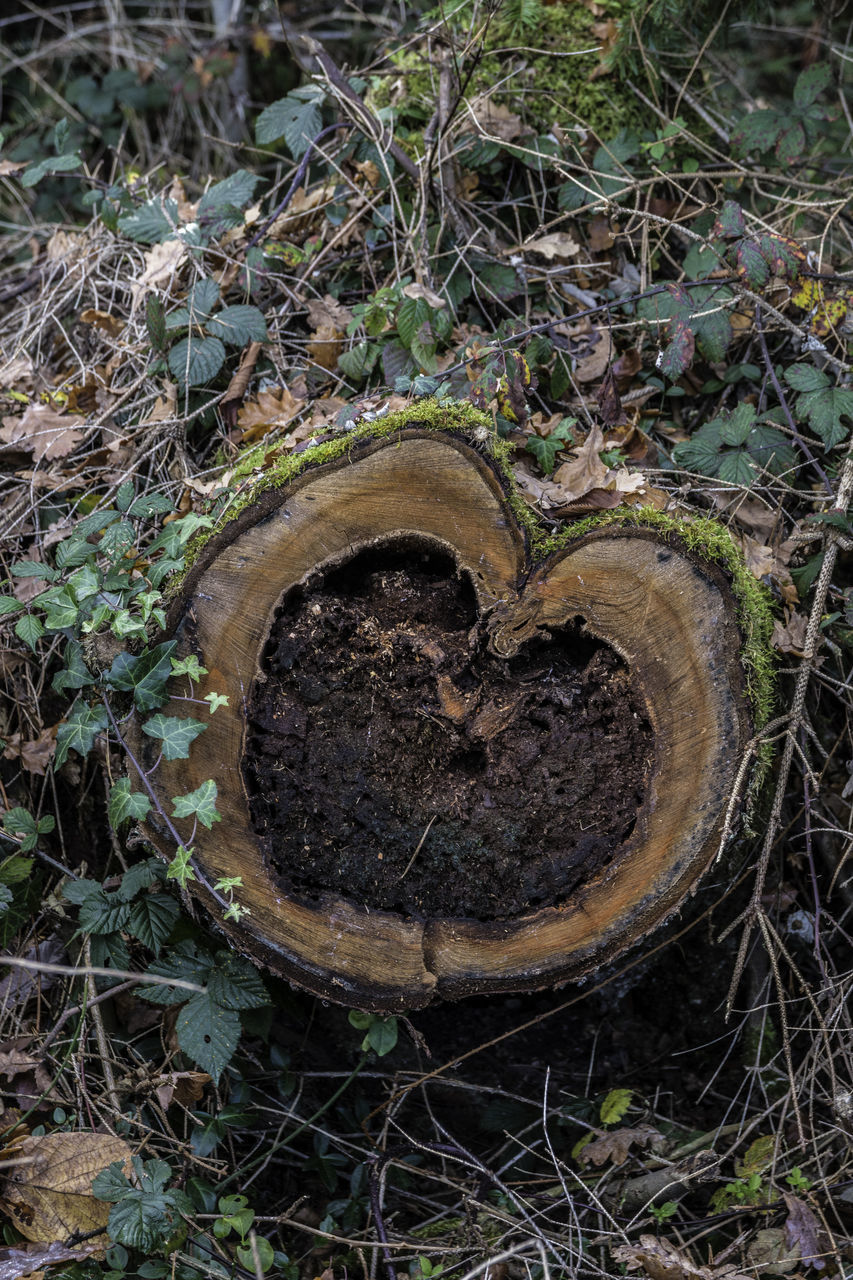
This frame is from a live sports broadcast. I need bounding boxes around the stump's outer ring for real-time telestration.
[132,428,751,1010]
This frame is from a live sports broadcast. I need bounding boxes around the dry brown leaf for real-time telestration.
[0,1133,132,1244]
[782,1194,831,1272]
[469,99,526,141]
[354,159,380,187]
[307,323,345,372]
[612,1234,752,1280]
[0,404,86,463]
[305,295,354,330]
[522,232,581,261]
[573,328,614,383]
[772,610,809,656]
[741,534,797,604]
[401,281,447,310]
[236,386,306,444]
[0,1239,103,1280]
[588,214,615,252]
[553,425,609,500]
[45,232,88,263]
[0,1048,57,1112]
[79,310,124,339]
[130,240,188,309]
[268,184,334,239]
[0,160,26,177]
[222,343,263,405]
[141,383,177,426]
[580,1123,663,1167]
[2,725,58,776]
[153,1070,210,1111]
[0,943,66,1011]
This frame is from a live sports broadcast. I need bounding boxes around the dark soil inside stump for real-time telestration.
[243,547,653,920]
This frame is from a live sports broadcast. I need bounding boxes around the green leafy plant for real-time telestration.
[672,403,797,485]
[213,1194,275,1273]
[732,64,833,165]
[348,1010,399,1057]
[93,1157,192,1251]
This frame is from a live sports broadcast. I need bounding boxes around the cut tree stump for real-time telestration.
[135,424,756,1011]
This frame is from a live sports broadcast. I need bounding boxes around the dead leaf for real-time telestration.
[588,214,615,252]
[746,1228,801,1275]
[782,1192,831,1271]
[0,1239,103,1280]
[580,1124,663,1167]
[612,346,642,390]
[0,942,66,1011]
[0,1132,132,1243]
[597,366,627,427]
[305,295,354,330]
[612,1234,752,1280]
[469,99,526,142]
[236,386,306,444]
[354,159,380,187]
[573,328,614,383]
[0,1047,58,1112]
[0,160,26,177]
[79,310,124,339]
[153,1071,210,1111]
[307,323,344,373]
[741,534,797,604]
[0,405,86,463]
[772,609,809,656]
[222,342,263,405]
[553,425,609,500]
[402,282,447,310]
[45,232,88,264]
[141,383,177,426]
[268,184,334,239]
[2,725,58,776]
[522,232,581,262]
[130,239,188,309]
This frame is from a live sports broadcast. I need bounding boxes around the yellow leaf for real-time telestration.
[252,28,272,58]
[0,1132,132,1243]
[599,1086,632,1126]
[735,1134,775,1178]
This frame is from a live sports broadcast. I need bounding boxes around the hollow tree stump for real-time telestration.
[135,424,755,1011]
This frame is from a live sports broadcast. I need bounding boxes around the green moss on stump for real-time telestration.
[185,399,774,736]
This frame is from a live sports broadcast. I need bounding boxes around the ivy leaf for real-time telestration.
[176,992,241,1083]
[168,336,226,386]
[105,641,177,712]
[171,780,221,829]
[108,777,153,827]
[55,703,110,767]
[205,305,267,346]
[142,714,206,760]
[206,952,269,1010]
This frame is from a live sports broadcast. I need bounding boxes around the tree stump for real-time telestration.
[135,424,757,1011]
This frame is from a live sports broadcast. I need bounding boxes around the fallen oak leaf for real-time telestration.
[579,1123,664,1167]
[520,232,581,262]
[552,424,609,500]
[0,404,87,463]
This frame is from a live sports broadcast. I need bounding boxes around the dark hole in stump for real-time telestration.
[242,546,654,921]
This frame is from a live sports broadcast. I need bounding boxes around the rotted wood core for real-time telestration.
[134,428,752,1011]
[243,545,653,921]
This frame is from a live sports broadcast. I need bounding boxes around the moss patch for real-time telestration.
[370,0,649,140]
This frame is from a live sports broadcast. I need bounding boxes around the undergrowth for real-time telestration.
[0,1,851,1278]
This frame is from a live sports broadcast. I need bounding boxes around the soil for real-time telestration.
[243,547,653,921]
